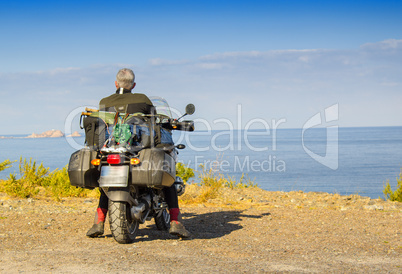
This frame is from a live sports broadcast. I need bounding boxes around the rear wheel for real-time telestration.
[109,200,139,244]
[154,208,170,231]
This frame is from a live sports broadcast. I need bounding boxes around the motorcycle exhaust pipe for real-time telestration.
[174,176,185,196]
[130,195,151,223]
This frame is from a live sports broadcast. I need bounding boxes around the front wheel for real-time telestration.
[109,200,139,244]
[154,208,170,231]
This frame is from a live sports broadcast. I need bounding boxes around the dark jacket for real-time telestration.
[99,89,153,114]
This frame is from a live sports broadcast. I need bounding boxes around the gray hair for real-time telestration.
[116,68,135,89]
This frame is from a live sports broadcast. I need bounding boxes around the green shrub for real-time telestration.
[176,162,195,182]
[19,157,49,185]
[1,173,39,198]
[225,173,259,189]
[0,158,258,202]
[193,164,259,202]
[0,158,47,198]
[197,165,224,201]
[0,159,14,172]
[0,157,98,200]
[383,170,402,202]
[198,164,258,189]
[41,166,98,201]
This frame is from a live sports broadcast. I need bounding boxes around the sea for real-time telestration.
[1,126,401,199]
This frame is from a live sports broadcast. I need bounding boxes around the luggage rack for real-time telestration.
[100,146,129,154]
[100,144,143,155]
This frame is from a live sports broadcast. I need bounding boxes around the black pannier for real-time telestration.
[131,148,176,187]
[68,148,99,189]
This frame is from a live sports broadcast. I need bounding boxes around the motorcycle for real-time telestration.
[68,97,195,244]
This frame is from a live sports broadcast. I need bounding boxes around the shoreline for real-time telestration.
[0,185,400,210]
[0,176,392,201]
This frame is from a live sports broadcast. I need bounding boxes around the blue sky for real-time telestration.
[0,0,401,134]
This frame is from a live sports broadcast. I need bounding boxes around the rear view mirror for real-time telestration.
[185,104,195,115]
[177,104,196,121]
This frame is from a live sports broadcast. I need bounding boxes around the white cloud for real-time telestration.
[1,39,401,134]
[148,39,402,128]
[361,39,402,50]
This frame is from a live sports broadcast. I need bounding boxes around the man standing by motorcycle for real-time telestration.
[86,68,191,239]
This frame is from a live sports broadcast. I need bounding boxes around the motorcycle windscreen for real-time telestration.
[149,96,173,118]
[99,165,129,187]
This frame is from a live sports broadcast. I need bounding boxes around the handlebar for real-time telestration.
[172,120,195,131]
[81,108,194,131]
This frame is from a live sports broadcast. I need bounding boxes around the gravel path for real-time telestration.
[0,189,401,273]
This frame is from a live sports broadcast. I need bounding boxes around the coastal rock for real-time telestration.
[67,131,81,137]
[26,129,64,138]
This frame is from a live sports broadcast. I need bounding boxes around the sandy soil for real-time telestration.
[0,188,401,273]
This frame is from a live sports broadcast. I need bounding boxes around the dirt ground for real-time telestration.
[0,188,401,273]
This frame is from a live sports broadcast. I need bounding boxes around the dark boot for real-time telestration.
[86,208,107,238]
[169,220,191,238]
[168,208,191,238]
[86,222,105,237]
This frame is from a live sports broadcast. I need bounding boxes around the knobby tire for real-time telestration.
[109,200,139,244]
